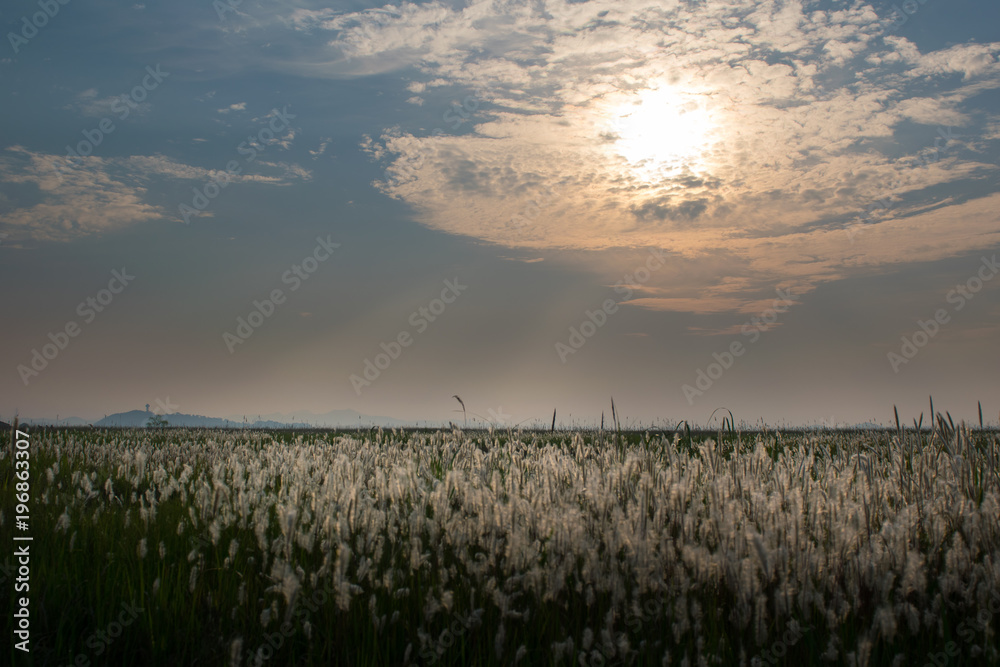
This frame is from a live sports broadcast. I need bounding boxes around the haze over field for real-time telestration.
[1,0,999,426]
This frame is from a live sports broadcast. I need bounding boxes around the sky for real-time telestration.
[1,0,998,428]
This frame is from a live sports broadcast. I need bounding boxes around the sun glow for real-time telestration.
[607,86,714,177]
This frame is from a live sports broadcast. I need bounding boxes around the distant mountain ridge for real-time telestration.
[94,410,253,428]
[13,408,408,429]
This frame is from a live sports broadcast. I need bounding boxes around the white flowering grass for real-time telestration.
[4,423,999,665]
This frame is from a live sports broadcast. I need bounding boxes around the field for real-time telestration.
[3,420,999,666]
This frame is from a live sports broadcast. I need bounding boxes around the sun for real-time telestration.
[606,86,714,177]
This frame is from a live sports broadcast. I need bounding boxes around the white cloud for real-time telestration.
[309,138,331,159]
[894,97,970,127]
[56,1,992,313]
[0,147,312,243]
[302,0,999,312]
[904,42,1000,80]
[66,87,151,118]
[985,118,1000,141]
[217,102,248,113]
[0,147,161,243]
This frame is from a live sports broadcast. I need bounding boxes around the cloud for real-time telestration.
[627,297,753,315]
[894,97,970,127]
[217,102,248,113]
[985,118,1000,141]
[66,87,151,118]
[309,138,331,159]
[0,147,312,243]
[903,41,1000,80]
[0,147,162,243]
[301,0,999,313]
[168,0,998,315]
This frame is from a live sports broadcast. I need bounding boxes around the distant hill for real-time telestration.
[96,410,215,428]
[93,410,316,429]
[10,408,408,429]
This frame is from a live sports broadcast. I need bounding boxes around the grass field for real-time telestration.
[3,418,999,666]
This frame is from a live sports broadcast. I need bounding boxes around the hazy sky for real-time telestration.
[2,0,998,427]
